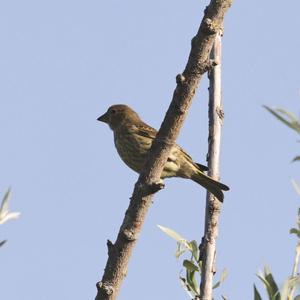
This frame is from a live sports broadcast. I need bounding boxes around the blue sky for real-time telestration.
[1,1,300,299]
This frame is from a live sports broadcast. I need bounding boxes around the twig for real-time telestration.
[200,32,225,300]
[95,2,232,299]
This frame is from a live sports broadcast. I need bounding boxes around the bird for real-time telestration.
[97,104,229,201]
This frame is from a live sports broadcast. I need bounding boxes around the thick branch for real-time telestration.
[200,32,224,300]
[95,1,232,299]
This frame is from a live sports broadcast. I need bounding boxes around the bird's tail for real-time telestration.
[191,170,229,202]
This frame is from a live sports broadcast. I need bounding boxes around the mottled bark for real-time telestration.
[95,1,232,299]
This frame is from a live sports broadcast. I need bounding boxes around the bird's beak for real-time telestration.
[97,112,109,123]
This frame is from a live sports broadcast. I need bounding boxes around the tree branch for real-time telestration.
[95,1,232,299]
[199,32,224,300]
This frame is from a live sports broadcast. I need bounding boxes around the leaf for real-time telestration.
[282,276,300,299]
[0,239,7,247]
[292,156,300,162]
[213,269,228,289]
[175,248,187,259]
[189,240,199,262]
[183,259,199,272]
[265,272,280,300]
[276,108,299,123]
[175,239,191,259]
[290,228,300,238]
[179,277,195,299]
[294,295,300,300]
[0,188,21,225]
[158,225,192,259]
[263,106,300,134]
[257,267,280,300]
[257,273,280,300]
[186,269,200,296]
[157,225,188,244]
[254,284,263,300]
[292,180,300,196]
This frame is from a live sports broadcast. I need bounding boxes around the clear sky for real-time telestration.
[1,1,300,299]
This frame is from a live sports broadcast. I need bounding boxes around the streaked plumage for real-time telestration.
[97,104,229,201]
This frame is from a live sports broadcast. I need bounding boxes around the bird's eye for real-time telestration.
[111,109,116,114]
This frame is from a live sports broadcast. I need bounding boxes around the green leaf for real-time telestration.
[282,276,300,299]
[183,259,200,272]
[264,271,280,300]
[186,269,200,296]
[254,284,263,300]
[175,248,187,259]
[179,276,195,298]
[257,267,280,300]
[158,225,191,258]
[276,108,299,122]
[157,225,185,242]
[290,228,300,235]
[294,295,300,300]
[213,269,228,289]
[292,156,300,162]
[290,228,300,238]
[291,180,300,196]
[263,106,300,134]
[189,240,199,262]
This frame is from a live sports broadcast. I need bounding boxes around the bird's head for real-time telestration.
[97,104,141,130]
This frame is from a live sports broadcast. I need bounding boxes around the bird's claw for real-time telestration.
[145,180,165,195]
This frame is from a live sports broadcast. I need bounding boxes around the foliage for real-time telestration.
[264,106,300,135]
[254,203,300,299]
[0,188,20,247]
[158,225,227,299]
[264,106,300,162]
[254,106,300,299]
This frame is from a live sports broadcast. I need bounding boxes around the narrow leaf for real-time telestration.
[175,248,187,259]
[265,272,280,300]
[183,259,199,272]
[292,179,300,196]
[0,188,20,225]
[292,156,300,162]
[282,276,300,299]
[186,269,200,296]
[179,277,195,299]
[263,106,300,134]
[157,225,188,244]
[254,284,263,300]
[0,239,7,247]
[189,240,199,262]
[213,269,228,289]
[290,228,300,237]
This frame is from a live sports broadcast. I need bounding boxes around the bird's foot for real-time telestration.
[150,179,165,192]
[134,179,165,197]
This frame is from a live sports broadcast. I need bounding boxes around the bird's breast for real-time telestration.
[113,131,152,173]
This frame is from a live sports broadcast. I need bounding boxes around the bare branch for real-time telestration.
[200,32,224,300]
[95,1,232,299]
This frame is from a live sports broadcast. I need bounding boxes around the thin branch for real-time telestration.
[95,1,232,299]
[200,32,224,300]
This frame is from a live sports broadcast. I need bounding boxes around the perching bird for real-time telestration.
[97,104,229,201]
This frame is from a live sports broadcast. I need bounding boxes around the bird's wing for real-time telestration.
[129,122,158,139]
[129,122,208,171]
[176,146,208,172]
